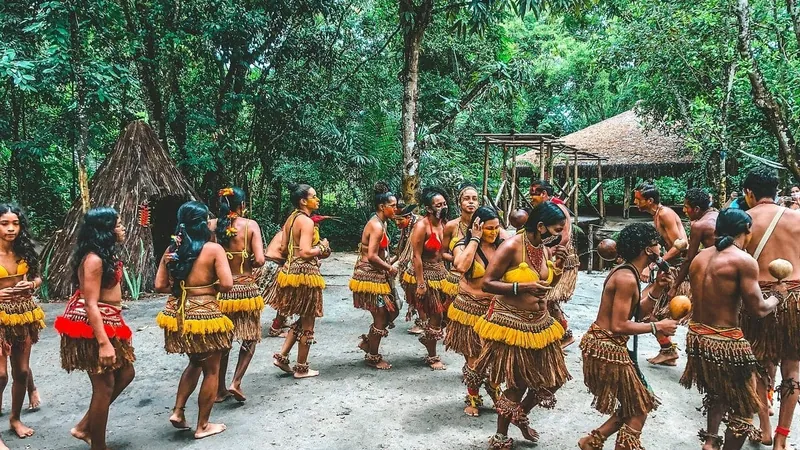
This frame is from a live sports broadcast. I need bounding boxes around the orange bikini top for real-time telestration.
[423,220,442,253]
[0,259,28,279]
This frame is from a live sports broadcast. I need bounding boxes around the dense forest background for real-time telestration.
[3,0,800,246]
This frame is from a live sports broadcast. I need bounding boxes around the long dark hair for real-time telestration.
[167,201,211,296]
[215,186,246,246]
[525,201,566,235]
[70,207,119,288]
[715,208,752,251]
[288,183,313,208]
[0,204,40,279]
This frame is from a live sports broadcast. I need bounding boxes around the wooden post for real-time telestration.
[573,151,579,216]
[597,159,605,221]
[511,146,518,212]
[501,145,508,217]
[588,224,596,274]
[538,141,545,181]
[482,142,490,204]
[623,176,632,219]
[563,151,570,201]
[545,142,553,181]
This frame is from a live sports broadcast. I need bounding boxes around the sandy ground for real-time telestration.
[5,252,797,449]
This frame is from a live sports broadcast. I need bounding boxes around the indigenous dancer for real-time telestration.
[672,188,718,298]
[442,183,480,296]
[0,204,44,440]
[634,183,689,366]
[271,183,331,379]
[578,222,678,450]
[741,167,800,449]
[55,207,135,450]
[400,187,452,370]
[681,208,781,450]
[476,202,571,448]
[445,206,502,417]
[505,209,528,238]
[261,230,289,338]
[529,180,578,348]
[210,187,265,403]
[392,203,424,334]
[155,201,234,439]
[351,183,399,369]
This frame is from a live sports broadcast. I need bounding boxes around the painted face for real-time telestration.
[115,217,126,243]
[429,195,447,220]
[459,189,479,214]
[481,218,501,243]
[304,188,320,211]
[0,212,20,243]
[382,197,398,219]
[529,185,549,206]
[538,221,565,247]
[395,216,412,229]
[683,200,702,221]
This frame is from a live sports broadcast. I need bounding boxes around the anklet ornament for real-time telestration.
[273,352,290,365]
[293,362,310,374]
[581,429,607,449]
[697,430,723,449]
[488,433,513,449]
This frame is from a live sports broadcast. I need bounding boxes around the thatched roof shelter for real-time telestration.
[42,121,200,300]
[517,110,695,179]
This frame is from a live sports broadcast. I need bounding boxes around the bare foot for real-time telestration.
[214,391,231,403]
[357,335,369,353]
[366,359,392,370]
[464,405,479,417]
[70,427,91,445]
[516,423,539,442]
[10,419,34,438]
[169,408,190,430]
[561,335,575,349]
[0,440,8,450]
[647,351,678,366]
[194,422,226,439]
[429,360,446,370]
[273,356,292,374]
[408,325,424,335]
[228,385,246,403]
[27,389,40,411]
[293,369,320,379]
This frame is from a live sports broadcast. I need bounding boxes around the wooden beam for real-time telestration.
[511,146,518,213]
[482,142,490,204]
[597,159,605,221]
[588,224,596,274]
[501,145,509,216]
[538,142,545,181]
[573,150,579,215]
[587,181,602,198]
[623,176,632,220]
[579,183,602,217]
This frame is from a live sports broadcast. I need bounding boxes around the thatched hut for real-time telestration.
[42,121,200,300]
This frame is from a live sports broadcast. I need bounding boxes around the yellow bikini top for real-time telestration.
[0,260,28,279]
[225,219,250,275]
[454,240,487,279]
[286,210,320,261]
[470,261,486,279]
[449,222,468,251]
[501,238,554,284]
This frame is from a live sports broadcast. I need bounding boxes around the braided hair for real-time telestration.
[0,204,40,279]
[167,201,211,297]
[215,186,246,246]
[714,208,752,251]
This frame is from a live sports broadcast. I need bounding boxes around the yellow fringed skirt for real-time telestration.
[350,260,395,313]
[742,281,800,362]
[219,275,264,342]
[474,298,571,391]
[444,289,491,358]
[581,323,659,417]
[0,294,45,344]
[400,260,452,316]
[271,258,324,318]
[680,322,762,418]
[156,295,234,355]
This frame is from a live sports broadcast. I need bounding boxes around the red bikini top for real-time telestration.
[423,220,442,253]
[380,232,389,250]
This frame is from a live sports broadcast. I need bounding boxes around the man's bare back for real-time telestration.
[744,204,800,281]
[690,246,760,327]
[655,206,687,256]
[693,211,718,249]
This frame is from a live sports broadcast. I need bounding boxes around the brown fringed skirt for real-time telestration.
[473,299,571,391]
[219,275,265,342]
[444,289,491,358]
[156,295,234,355]
[680,322,762,418]
[544,242,579,304]
[255,258,283,305]
[55,298,135,374]
[349,260,395,313]
[400,260,452,316]
[0,293,46,345]
[742,280,800,362]
[270,258,324,318]
[580,323,659,417]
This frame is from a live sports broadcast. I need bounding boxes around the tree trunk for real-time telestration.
[69,2,91,212]
[788,0,800,48]
[399,0,433,204]
[734,0,800,182]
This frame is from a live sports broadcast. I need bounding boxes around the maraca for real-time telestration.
[769,259,793,281]
[597,239,618,261]
[669,295,692,319]
[673,238,688,252]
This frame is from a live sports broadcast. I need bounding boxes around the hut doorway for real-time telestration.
[149,195,187,260]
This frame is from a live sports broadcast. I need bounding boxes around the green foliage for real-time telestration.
[122,239,146,301]
[38,248,53,302]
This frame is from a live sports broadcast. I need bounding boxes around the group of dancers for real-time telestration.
[0,165,798,449]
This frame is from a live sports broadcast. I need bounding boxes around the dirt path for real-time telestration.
[8,253,793,449]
